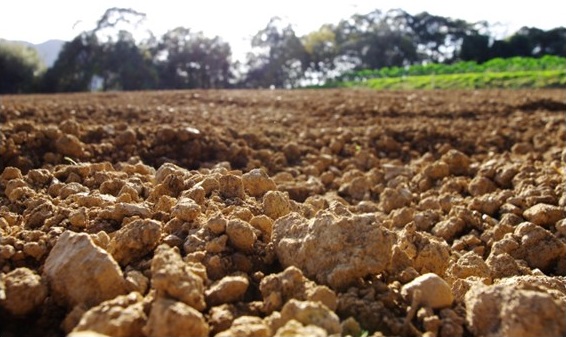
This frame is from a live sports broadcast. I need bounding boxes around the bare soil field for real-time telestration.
[1,89,565,337]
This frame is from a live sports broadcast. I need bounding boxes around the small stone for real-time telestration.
[242,169,277,197]
[523,203,564,227]
[424,161,450,180]
[0,267,48,315]
[465,280,566,337]
[205,275,249,306]
[73,292,146,337]
[108,218,162,266]
[263,191,291,220]
[143,298,209,337]
[468,176,497,196]
[274,319,327,337]
[216,316,271,337]
[55,134,85,158]
[150,245,206,311]
[219,174,245,199]
[279,299,341,335]
[379,187,412,213]
[401,273,453,309]
[441,149,470,176]
[226,219,256,253]
[44,231,127,307]
[171,197,201,222]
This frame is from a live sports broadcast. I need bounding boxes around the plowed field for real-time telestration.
[1,89,565,337]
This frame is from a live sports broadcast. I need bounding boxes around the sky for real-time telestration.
[1,0,564,60]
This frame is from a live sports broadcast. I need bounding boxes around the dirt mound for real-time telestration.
[1,89,565,337]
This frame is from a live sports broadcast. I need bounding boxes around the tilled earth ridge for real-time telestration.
[0,89,565,337]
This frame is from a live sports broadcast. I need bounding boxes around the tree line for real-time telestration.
[1,7,565,93]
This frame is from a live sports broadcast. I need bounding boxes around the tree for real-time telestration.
[99,30,158,90]
[41,7,151,92]
[0,41,45,93]
[333,10,420,70]
[243,17,308,88]
[41,33,101,92]
[302,24,339,82]
[153,27,232,89]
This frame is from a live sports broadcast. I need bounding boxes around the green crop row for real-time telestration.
[336,69,566,90]
[336,56,566,82]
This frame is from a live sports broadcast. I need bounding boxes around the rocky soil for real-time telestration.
[0,89,565,337]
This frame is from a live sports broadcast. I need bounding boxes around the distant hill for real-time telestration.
[0,39,65,68]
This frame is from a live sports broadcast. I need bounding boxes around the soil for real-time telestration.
[0,89,565,337]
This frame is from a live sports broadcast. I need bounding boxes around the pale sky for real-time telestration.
[1,0,564,60]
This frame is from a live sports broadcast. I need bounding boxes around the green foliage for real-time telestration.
[336,56,566,82]
[0,41,45,93]
[341,69,566,90]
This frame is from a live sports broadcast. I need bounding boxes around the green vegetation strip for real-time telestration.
[337,70,566,90]
[339,56,566,81]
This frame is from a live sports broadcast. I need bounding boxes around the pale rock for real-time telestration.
[468,176,497,196]
[424,161,450,180]
[274,319,327,337]
[279,299,340,335]
[171,197,201,221]
[73,292,146,337]
[401,273,454,309]
[67,331,111,337]
[272,208,394,289]
[379,187,412,213]
[44,231,127,307]
[441,150,470,176]
[125,270,149,294]
[226,219,256,253]
[242,168,277,197]
[0,267,48,315]
[446,251,492,284]
[143,297,210,337]
[523,203,564,227]
[219,174,245,199]
[511,222,566,272]
[206,275,249,306]
[150,244,206,311]
[107,218,162,266]
[263,190,291,220]
[260,266,337,314]
[215,316,271,337]
[465,278,566,337]
[55,134,85,158]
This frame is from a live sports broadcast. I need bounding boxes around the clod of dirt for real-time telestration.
[44,231,127,308]
[215,316,271,337]
[143,297,209,337]
[263,190,291,220]
[523,203,564,227]
[205,275,249,306]
[72,292,146,337]
[150,244,206,311]
[465,276,566,337]
[171,197,201,221]
[508,222,566,272]
[242,168,277,197]
[272,203,394,289]
[274,319,327,337]
[0,267,48,315]
[107,218,162,266]
[401,273,454,309]
[260,266,337,314]
[276,299,341,335]
[226,219,257,253]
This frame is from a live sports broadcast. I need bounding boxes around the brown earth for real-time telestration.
[0,89,565,337]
